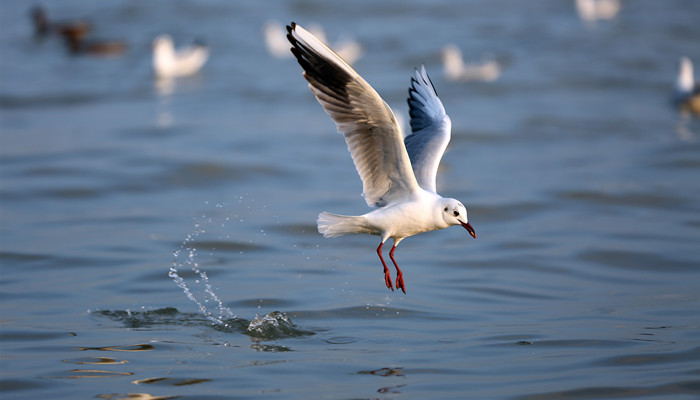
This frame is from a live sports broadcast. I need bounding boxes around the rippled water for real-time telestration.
[2,0,699,399]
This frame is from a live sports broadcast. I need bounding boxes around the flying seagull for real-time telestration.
[287,22,476,293]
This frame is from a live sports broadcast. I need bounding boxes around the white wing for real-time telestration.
[287,22,421,208]
[174,43,209,73]
[404,66,451,193]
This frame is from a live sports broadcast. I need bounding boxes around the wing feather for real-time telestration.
[287,22,421,207]
[404,66,451,193]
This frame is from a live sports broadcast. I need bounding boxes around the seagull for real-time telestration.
[286,22,476,293]
[152,34,209,78]
[266,20,362,65]
[442,44,502,82]
[575,0,621,23]
[674,56,700,115]
[264,20,323,59]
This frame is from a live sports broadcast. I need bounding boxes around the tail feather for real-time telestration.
[317,212,373,238]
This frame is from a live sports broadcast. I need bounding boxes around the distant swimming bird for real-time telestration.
[674,56,700,115]
[328,35,363,67]
[61,29,126,56]
[575,0,621,23]
[30,5,91,38]
[442,44,502,82]
[152,35,209,78]
[287,22,476,294]
[31,6,124,57]
[265,20,362,65]
[264,20,317,59]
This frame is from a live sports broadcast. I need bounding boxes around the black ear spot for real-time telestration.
[444,207,448,212]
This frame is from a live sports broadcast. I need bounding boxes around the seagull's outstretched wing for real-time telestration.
[175,43,209,68]
[287,22,421,207]
[405,66,452,193]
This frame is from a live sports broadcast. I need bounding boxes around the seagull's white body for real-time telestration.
[287,22,475,293]
[674,56,700,115]
[575,0,621,23]
[442,44,501,82]
[152,34,209,78]
[676,56,695,94]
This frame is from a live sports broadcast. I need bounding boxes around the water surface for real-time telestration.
[1,0,699,399]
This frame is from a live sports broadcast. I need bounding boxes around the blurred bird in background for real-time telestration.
[442,44,502,82]
[673,56,700,116]
[152,34,209,78]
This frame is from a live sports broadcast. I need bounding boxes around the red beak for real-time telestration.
[460,221,476,238]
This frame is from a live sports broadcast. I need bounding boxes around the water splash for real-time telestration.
[169,212,237,328]
[247,312,296,338]
[93,307,314,341]
[168,201,313,340]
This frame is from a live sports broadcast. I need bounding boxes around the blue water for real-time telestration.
[1,1,699,399]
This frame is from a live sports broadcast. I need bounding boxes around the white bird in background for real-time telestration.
[264,20,321,59]
[575,0,621,23]
[265,20,362,65]
[329,35,363,67]
[152,34,209,78]
[442,44,502,82]
[287,22,476,294]
[674,56,700,115]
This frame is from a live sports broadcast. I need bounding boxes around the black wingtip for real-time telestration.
[409,65,438,97]
[286,23,296,56]
[286,21,354,99]
[406,65,442,132]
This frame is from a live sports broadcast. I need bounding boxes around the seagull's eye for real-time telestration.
[453,211,459,216]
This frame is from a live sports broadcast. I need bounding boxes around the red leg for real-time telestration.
[377,242,393,291]
[389,246,405,294]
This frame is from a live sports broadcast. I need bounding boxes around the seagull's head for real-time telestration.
[441,199,476,239]
[152,34,173,53]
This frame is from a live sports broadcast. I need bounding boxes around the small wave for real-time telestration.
[555,188,689,209]
[517,380,700,400]
[0,93,99,109]
[92,307,314,340]
[246,311,314,339]
[579,249,698,272]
